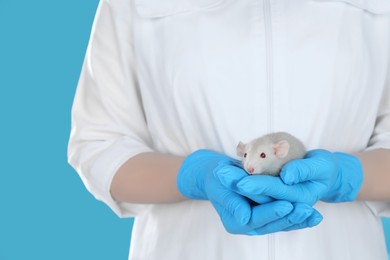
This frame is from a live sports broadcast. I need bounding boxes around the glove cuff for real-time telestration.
[323,152,364,202]
[177,149,226,200]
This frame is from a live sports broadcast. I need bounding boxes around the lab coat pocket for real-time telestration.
[312,0,390,14]
[134,0,226,18]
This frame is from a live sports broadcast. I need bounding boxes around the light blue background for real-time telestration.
[0,0,389,259]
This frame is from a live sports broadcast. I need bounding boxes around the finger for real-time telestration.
[246,194,275,205]
[237,175,319,205]
[215,158,243,169]
[229,159,245,168]
[252,203,314,235]
[211,199,261,235]
[236,175,290,199]
[212,188,252,225]
[215,165,274,204]
[280,149,333,185]
[211,199,244,234]
[248,200,293,228]
[282,209,323,231]
[214,163,249,190]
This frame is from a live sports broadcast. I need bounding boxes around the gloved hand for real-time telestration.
[177,149,323,235]
[224,149,363,206]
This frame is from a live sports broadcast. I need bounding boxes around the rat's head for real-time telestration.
[236,139,290,175]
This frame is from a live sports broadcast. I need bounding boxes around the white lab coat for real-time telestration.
[67,0,390,259]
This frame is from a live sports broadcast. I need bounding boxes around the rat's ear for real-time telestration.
[237,141,245,157]
[273,140,290,158]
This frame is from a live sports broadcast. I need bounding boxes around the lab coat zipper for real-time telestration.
[263,0,275,259]
[264,0,274,134]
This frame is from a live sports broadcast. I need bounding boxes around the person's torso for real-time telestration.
[132,0,390,157]
[127,1,390,259]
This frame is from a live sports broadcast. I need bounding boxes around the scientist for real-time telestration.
[68,0,390,259]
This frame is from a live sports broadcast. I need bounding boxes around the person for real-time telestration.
[67,0,390,259]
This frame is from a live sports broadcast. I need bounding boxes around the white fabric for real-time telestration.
[67,0,390,259]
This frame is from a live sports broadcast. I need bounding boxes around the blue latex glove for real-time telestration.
[228,149,363,205]
[177,149,323,235]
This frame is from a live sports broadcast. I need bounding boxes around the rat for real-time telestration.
[236,132,306,176]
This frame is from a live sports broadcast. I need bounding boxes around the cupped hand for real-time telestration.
[222,149,363,206]
[177,149,323,235]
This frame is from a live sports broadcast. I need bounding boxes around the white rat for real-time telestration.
[237,132,306,176]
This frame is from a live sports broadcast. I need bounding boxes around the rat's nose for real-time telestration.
[248,167,254,174]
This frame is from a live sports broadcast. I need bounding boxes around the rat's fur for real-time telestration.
[237,132,306,176]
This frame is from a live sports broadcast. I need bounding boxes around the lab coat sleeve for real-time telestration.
[67,0,153,217]
[365,70,390,217]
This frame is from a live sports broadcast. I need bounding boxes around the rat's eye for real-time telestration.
[260,153,266,158]
[244,153,247,158]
